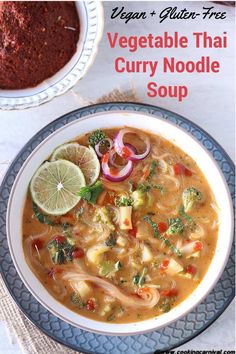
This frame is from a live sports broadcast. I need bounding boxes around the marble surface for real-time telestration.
[0,1,235,353]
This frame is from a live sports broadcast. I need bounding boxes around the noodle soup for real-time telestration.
[22,128,218,323]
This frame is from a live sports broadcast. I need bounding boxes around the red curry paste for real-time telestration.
[0,1,80,89]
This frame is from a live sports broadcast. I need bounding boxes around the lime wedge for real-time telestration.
[50,143,100,186]
[30,160,85,215]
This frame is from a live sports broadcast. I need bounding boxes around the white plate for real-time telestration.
[0,1,103,110]
[7,111,234,335]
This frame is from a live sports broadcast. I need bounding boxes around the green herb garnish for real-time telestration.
[107,313,116,321]
[143,216,182,257]
[76,206,84,219]
[78,181,104,204]
[88,130,107,147]
[137,183,165,194]
[179,205,196,231]
[115,196,134,207]
[99,260,122,278]
[105,233,117,248]
[166,218,184,235]
[148,160,158,180]
[133,267,147,287]
[47,237,75,265]
[32,202,56,226]
[161,299,171,313]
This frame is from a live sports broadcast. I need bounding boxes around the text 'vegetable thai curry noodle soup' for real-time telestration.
[22,127,218,323]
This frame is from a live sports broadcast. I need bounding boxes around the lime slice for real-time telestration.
[50,142,100,186]
[30,160,85,215]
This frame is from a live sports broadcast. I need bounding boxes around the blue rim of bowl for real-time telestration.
[0,102,235,353]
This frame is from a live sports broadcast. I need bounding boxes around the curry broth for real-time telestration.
[22,128,218,323]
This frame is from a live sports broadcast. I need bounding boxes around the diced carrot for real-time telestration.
[194,241,203,251]
[160,288,178,297]
[158,222,168,233]
[186,264,197,275]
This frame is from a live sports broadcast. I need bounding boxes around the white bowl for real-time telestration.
[0,1,103,110]
[7,111,233,335]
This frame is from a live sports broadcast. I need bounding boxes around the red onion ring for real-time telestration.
[95,138,113,158]
[102,149,133,182]
[114,128,151,161]
[109,143,137,168]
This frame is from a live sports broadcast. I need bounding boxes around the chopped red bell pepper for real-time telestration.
[157,222,168,233]
[173,163,192,177]
[32,238,44,250]
[160,259,170,270]
[72,247,84,259]
[53,235,66,244]
[129,227,137,237]
[86,298,95,311]
[186,264,197,275]
[194,241,203,251]
[160,288,178,297]
[48,267,63,278]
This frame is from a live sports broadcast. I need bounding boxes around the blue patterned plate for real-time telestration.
[0,103,235,353]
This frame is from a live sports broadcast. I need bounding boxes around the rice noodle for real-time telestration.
[52,283,67,300]
[210,220,219,230]
[189,223,205,240]
[81,203,104,232]
[115,238,140,259]
[158,159,168,173]
[152,152,171,160]
[101,178,130,192]
[63,268,160,309]
[162,175,181,191]
[24,228,50,272]
[210,203,220,214]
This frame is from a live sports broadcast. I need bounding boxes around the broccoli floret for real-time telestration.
[115,195,134,207]
[88,130,107,147]
[182,187,202,212]
[71,293,86,308]
[166,218,184,235]
[105,233,117,247]
[94,207,115,231]
[99,260,122,277]
[132,190,145,210]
